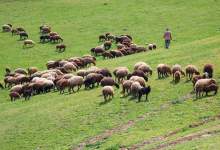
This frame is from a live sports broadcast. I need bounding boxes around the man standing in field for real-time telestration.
[163,28,172,49]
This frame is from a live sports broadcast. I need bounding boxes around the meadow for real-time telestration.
[0,0,220,149]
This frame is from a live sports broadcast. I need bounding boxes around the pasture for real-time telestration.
[0,0,220,149]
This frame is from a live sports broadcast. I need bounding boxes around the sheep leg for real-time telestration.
[146,94,149,101]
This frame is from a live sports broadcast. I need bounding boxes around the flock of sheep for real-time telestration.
[2,24,65,52]
[1,24,218,103]
[91,33,157,59]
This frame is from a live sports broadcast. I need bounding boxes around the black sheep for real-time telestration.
[138,86,151,102]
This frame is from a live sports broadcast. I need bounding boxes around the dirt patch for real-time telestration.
[126,114,220,150]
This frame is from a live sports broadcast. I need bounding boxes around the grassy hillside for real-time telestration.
[0,0,220,150]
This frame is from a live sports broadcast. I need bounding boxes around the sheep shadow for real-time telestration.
[99,99,112,105]
[23,46,34,49]
[170,80,178,85]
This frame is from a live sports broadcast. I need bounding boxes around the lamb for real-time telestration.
[129,76,146,87]
[130,81,143,97]
[68,76,83,93]
[203,83,218,96]
[185,65,200,80]
[171,64,185,80]
[102,86,114,102]
[203,64,213,78]
[121,80,133,96]
[174,71,181,83]
[138,86,151,102]
[157,64,171,79]
[100,77,119,88]
[9,92,21,101]
[194,79,216,98]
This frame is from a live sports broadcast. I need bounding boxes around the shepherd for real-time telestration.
[163,28,172,49]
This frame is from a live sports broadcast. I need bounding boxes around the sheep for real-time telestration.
[96,68,112,77]
[63,62,77,72]
[203,64,213,78]
[185,65,200,80]
[130,81,143,97]
[23,39,35,48]
[147,43,156,50]
[102,52,114,59]
[171,64,185,80]
[194,79,216,98]
[22,84,33,100]
[121,80,133,96]
[157,64,171,79]
[27,67,38,75]
[10,84,23,95]
[14,68,27,75]
[84,73,104,89]
[4,76,17,88]
[99,34,106,42]
[138,86,151,102]
[9,92,21,101]
[127,70,148,82]
[68,76,83,93]
[134,62,152,75]
[113,67,129,83]
[100,77,119,88]
[203,83,218,96]
[56,78,69,94]
[174,71,181,83]
[91,47,105,56]
[104,41,112,50]
[192,73,209,86]
[19,31,28,40]
[76,70,87,78]
[102,86,114,102]
[56,44,66,52]
[82,57,96,67]
[129,76,146,87]
[2,24,12,32]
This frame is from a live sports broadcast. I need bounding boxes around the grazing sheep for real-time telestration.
[56,79,69,94]
[68,76,83,93]
[129,76,146,87]
[121,80,133,96]
[134,62,152,75]
[99,34,106,42]
[27,67,38,76]
[96,68,112,77]
[102,86,114,102]
[22,84,33,100]
[23,39,35,48]
[50,35,63,43]
[19,31,28,40]
[203,64,213,78]
[100,77,119,88]
[77,70,87,78]
[91,47,105,56]
[14,68,27,75]
[82,57,96,67]
[147,43,156,50]
[138,86,151,102]
[63,62,77,72]
[171,64,185,80]
[192,73,209,86]
[104,41,112,50]
[4,76,17,88]
[127,70,148,82]
[204,83,218,96]
[194,79,216,98]
[157,64,171,79]
[56,44,66,52]
[130,81,143,97]
[40,25,51,34]
[174,71,181,83]
[113,67,129,82]
[40,35,50,43]
[9,92,21,101]
[102,52,114,59]
[185,65,200,80]
[84,73,104,89]
[2,24,12,32]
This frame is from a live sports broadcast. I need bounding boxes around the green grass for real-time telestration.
[0,0,220,149]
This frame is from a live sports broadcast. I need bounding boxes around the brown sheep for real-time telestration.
[194,79,216,98]
[174,71,181,83]
[68,76,83,93]
[129,76,146,87]
[127,70,148,82]
[96,68,112,77]
[134,62,152,75]
[15,68,27,75]
[104,41,112,50]
[9,92,21,101]
[76,70,87,78]
[91,47,105,56]
[63,62,77,72]
[204,83,218,96]
[113,67,129,83]
[203,64,213,78]
[171,64,185,80]
[27,67,38,75]
[102,52,114,59]
[185,65,200,80]
[102,86,114,102]
[23,39,35,48]
[100,77,119,88]
[82,57,96,67]
[56,79,69,94]
[130,81,142,97]
[157,64,171,79]
[121,80,133,96]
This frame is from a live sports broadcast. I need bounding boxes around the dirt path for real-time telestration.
[152,125,220,150]
[125,114,220,150]
[71,93,192,150]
